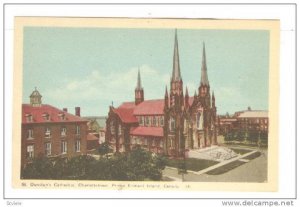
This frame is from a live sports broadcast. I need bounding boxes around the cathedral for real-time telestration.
[106,30,217,157]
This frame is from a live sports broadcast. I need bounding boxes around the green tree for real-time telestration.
[98,142,113,157]
[21,155,54,179]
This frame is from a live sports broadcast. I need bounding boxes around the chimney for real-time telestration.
[63,108,68,112]
[75,107,80,117]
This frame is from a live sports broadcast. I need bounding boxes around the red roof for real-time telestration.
[134,99,165,115]
[130,126,163,137]
[87,133,99,141]
[112,108,138,123]
[119,102,136,109]
[22,104,88,124]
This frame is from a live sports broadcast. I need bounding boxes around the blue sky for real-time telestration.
[23,27,269,116]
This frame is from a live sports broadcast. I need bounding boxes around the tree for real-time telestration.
[21,155,54,179]
[98,142,112,157]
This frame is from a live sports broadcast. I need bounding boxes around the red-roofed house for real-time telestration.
[106,32,218,157]
[21,88,88,167]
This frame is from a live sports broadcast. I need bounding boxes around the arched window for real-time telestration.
[196,112,201,129]
[169,117,175,132]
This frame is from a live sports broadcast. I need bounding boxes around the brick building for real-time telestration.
[21,88,88,167]
[106,31,218,157]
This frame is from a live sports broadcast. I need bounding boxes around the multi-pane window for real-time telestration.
[27,145,34,158]
[75,140,80,152]
[196,113,201,129]
[144,138,148,146]
[45,142,51,156]
[160,116,164,126]
[110,121,115,135]
[27,129,33,139]
[138,116,144,126]
[45,127,51,138]
[153,116,157,126]
[76,125,80,135]
[145,116,150,126]
[170,117,175,132]
[61,141,67,154]
[61,127,67,137]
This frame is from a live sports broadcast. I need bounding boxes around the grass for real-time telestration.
[206,160,246,175]
[167,158,219,172]
[230,148,252,155]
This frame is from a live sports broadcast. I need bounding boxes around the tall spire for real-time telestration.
[136,68,142,90]
[172,29,182,81]
[201,42,209,86]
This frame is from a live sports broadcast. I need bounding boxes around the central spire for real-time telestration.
[172,29,182,81]
[201,42,209,86]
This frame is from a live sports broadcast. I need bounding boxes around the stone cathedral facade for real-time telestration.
[106,31,218,157]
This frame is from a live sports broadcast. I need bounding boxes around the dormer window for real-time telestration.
[58,112,66,121]
[42,113,50,121]
[25,114,33,122]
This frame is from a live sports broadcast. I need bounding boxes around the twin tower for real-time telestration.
[134,30,217,156]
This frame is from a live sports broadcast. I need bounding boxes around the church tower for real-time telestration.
[30,87,42,107]
[199,43,210,100]
[170,29,183,107]
[135,69,144,105]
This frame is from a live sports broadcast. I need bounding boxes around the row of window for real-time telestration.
[26,140,81,158]
[131,137,163,148]
[27,126,81,139]
[239,118,268,124]
[138,116,164,127]
[25,112,67,122]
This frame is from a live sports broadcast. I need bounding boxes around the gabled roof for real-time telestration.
[112,108,138,123]
[134,99,165,115]
[130,126,163,137]
[22,104,88,124]
[87,133,99,141]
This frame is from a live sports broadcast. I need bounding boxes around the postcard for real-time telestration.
[12,17,279,192]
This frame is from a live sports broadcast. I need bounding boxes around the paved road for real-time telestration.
[163,148,267,182]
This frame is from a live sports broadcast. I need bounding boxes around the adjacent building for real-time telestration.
[21,88,88,167]
[106,31,218,157]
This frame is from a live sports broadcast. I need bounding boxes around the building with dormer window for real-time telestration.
[21,88,88,168]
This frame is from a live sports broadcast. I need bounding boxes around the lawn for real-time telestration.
[206,160,246,175]
[167,158,219,172]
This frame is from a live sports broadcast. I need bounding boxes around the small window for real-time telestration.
[110,121,115,135]
[144,138,148,146]
[153,116,157,126]
[27,129,33,139]
[25,114,33,122]
[45,142,51,156]
[145,116,150,126]
[76,125,80,135]
[42,113,50,121]
[138,116,143,125]
[75,140,80,152]
[118,125,122,135]
[160,140,163,148]
[61,127,67,137]
[27,145,34,158]
[58,113,66,121]
[45,127,51,138]
[61,141,67,154]
[160,117,164,126]
[169,117,175,132]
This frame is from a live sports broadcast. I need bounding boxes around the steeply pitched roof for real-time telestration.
[22,104,88,124]
[201,43,209,86]
[172,29,182,81]
[112,108,138,123]
[130,126,163,137]
[134,99,165,115]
